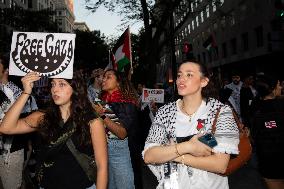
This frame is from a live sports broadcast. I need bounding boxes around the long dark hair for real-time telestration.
[37,76,97,145]
[104,69,138,104]
[179,59,218,99]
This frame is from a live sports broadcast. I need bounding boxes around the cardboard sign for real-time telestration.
[9,32,76,79]
[142,88,164,103]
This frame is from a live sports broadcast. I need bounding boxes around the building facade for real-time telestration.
[158,0,284,84]
[54,0,75,33]
[74,22,90,32]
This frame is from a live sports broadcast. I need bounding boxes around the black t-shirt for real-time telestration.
[252,98,284,155]
[38,119,94,189]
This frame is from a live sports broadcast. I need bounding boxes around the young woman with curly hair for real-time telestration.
[93,69,140,189]
[0,72,108,189]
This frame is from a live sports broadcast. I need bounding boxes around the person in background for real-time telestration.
[251,75,284,189]
[143,59,239,189]
[240,75,257,128]
[224,72,243,119]
[0,54,38,189]
[94,69,140,189]
[88,68,104,104]
[0,72,108,189]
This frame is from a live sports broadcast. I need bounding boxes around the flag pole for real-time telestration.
[128,26,133,74]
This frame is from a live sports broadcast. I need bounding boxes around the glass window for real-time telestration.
[255,26,263,47]
[206,5,210,17]
[241,32,249,51]
[201,11,204,23]
[222,42,227,58]
[230,38,237,55]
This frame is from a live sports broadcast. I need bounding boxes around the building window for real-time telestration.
[202,52,206,63]
[255,26,263,47]
[212,1,216,12]
[241,32,249,51]
[208,51,212,62]
[222,42,227,58]
[230,12,235,26]
[192,20,195,30]
[196,16,199,27]
[188,24,191,33]
[200,11,204,23]
[206,5,210,17]
[230,38,237,55]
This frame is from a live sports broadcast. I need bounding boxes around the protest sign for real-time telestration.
[9,32,76,79]
[142,88,164,103]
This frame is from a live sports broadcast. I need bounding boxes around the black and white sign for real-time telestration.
[9,32,76,79]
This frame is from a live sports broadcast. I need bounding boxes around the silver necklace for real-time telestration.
[182,101,197,122]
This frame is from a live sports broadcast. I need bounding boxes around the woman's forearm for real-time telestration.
[96,166,108,189]
[175,153,230,174]
[144,144,180,164]
[0,93,30,134]
[103,117,127,139]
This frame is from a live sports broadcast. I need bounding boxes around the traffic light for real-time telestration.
[275,0,284,19]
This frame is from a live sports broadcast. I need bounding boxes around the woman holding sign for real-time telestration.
[143,59,239,189]
[0,72,108,189]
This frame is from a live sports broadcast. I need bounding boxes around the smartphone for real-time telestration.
[198,133,217,148]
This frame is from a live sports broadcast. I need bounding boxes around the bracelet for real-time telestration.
[22,92,31,95]
[181,155,185,165]
[174,144,181,156]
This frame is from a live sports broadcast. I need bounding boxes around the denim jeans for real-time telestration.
[108,138,135,189]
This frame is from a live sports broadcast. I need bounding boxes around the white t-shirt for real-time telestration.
[175,99,228,189]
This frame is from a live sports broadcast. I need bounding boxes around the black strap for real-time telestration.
[66,138,95,180]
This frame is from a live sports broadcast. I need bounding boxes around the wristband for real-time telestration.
[100,114,107,120]
[22,92,31,95]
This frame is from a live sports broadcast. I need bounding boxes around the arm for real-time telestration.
[174,153,230,174]
[102,117,127,139]
[92,103,127,139]
[90,119,108,189]
[0,72,41,134]
[144,134,212,164]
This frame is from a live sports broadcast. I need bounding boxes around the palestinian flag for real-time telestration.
[203,34,216,50]
[111,27,132,72]
[203,34,218,60]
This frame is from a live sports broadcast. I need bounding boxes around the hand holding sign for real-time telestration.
[21,72,41,94]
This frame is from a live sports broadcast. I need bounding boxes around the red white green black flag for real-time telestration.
[109,27,132,72]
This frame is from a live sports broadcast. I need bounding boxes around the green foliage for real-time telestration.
[74,30,109,70]
[0,6,58,54]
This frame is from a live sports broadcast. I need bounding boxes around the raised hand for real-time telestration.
[21,72,41,94]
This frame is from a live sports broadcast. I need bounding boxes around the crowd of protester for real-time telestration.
[1,51,284,189]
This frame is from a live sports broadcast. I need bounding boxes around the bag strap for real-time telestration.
[212,106,244,135]
[66,138,91,176]
[211,107,222,135]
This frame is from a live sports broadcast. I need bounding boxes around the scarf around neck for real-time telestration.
[102,90,136,104]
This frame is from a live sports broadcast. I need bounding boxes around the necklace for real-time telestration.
[181,101,197,122]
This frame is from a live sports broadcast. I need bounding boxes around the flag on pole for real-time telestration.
[110,27,132,72]
[203,34,216,50]
[105,49,117,71]
[203,34,218,60]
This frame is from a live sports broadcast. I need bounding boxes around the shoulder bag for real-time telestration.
[66,138,97,182]
[212,107,252,176]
